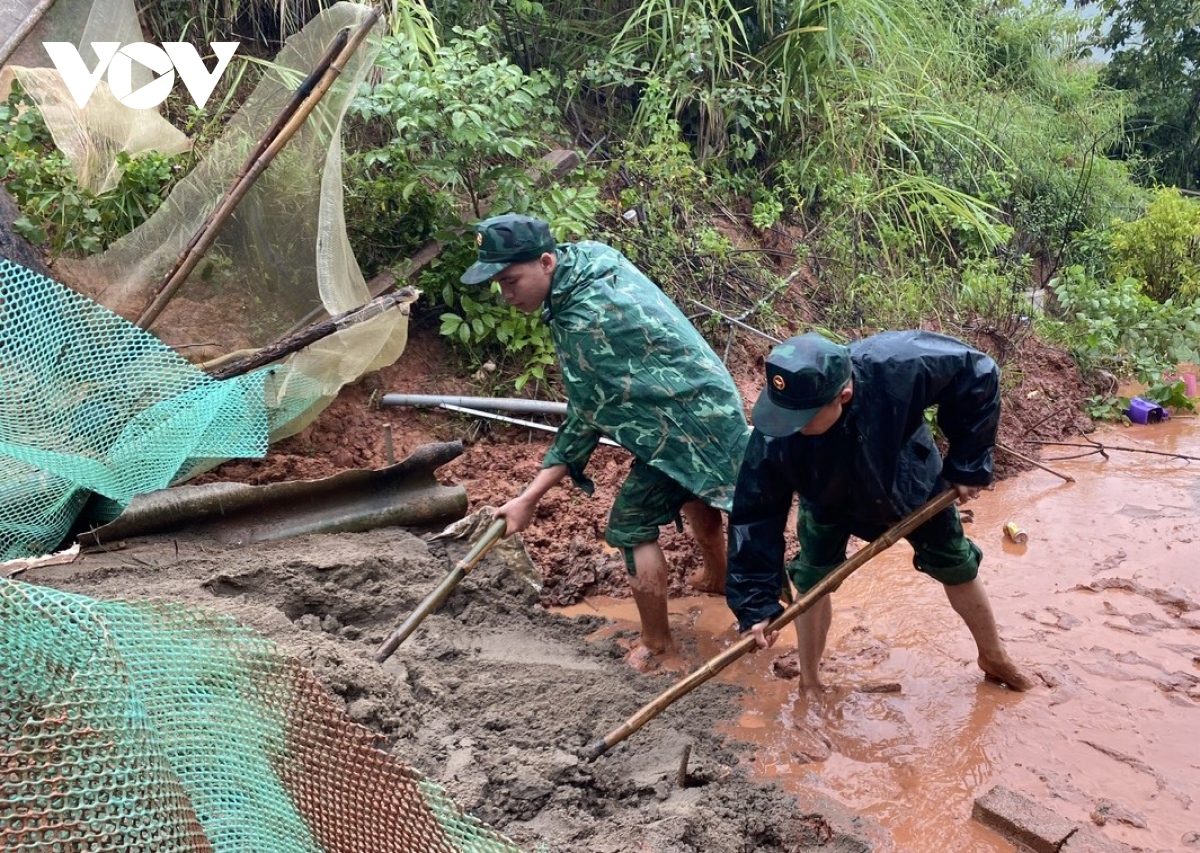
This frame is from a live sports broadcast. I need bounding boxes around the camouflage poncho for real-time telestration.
[539,241,749,511]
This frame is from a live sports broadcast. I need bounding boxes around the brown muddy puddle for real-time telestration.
[559,421,1200,852]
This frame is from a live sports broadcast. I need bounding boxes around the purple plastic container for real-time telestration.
[1125,397,1169,425]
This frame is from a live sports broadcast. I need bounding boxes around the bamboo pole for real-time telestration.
[136,11,380,329]
[996,442,1075,483]
[585,489,959,761]
[374,517,508,662]
[0,0,57,70]
[206,286,416,379]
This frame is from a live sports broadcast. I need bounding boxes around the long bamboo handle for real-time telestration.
[586,489,959,760]
[373,517,508,662]
[137,10,380,328]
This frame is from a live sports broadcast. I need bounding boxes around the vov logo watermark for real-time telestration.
[43,42,240,110]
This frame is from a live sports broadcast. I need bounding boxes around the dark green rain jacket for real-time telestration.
[540,242,750,511]
[726,330,999,631]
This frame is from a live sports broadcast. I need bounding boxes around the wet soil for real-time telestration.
[27,526,883,853]
[194,309,1096,608]
[565,418,1200,852]
[28,303,1119,852]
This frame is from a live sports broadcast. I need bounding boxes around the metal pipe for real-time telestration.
[437,403,619,447]
[382,394,568,416]
[688,300,782,344]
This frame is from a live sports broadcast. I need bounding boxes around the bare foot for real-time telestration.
[979,655,1035,691]
[787,692,833,762]
[686,568,725,595]
[626,642,683,675]
[799,683,829,708]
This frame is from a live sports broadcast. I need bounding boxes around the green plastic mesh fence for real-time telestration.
[0,577,528,853]
[0,3,415,558]
[0,258,281,560]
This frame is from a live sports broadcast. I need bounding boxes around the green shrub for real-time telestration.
[1108,188,1200,303]
[1045,264,1200,375]
[352,26,563,221]
[0,86,183,257]
[343,164,437,280]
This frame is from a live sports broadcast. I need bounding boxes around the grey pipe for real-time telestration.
[382,394,568,416]
[438,404,619,448]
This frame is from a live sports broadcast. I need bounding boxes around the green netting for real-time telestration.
[0,3,415,559]
[0,258,280,560]
[0,578,529,853]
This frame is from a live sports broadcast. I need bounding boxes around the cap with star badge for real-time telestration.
[460,213,558,284]
[751,332,852,436]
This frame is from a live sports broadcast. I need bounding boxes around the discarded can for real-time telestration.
[1004,522,1028,544]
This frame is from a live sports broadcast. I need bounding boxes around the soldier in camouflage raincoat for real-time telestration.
[461,214,750,669]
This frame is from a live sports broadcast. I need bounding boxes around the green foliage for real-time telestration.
[141,0,339,47]
[1086,371,1197,423]
[1044,260,1200,420]
[428,181,600,390]
[1107,188,1200,303]
[343,165,438,279]
[0,87,182,257]
[1045,264,1200,376]
[1084,394,1126,422]
[1141,372,1197,414]
[1096,0,1200,190]
[349,26,607,390]
[614,78,706,228]
[352,27,563,220]
[423,241,558,393]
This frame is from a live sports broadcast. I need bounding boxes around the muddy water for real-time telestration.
[560,421,1200,852]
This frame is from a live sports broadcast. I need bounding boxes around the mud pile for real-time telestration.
[28,526,885,852]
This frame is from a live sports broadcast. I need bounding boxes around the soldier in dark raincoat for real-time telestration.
[726,330,1032,699]
[460,214,750,670]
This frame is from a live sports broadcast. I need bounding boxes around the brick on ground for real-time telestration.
[1060,826,1135,853]
[972,785,1076,853]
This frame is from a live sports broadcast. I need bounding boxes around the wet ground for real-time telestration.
[561,419,1200,852]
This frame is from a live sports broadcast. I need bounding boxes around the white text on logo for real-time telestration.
[43,42,240,110]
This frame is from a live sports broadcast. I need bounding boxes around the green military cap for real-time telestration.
[751,332,852,436]
[460,213,557,285]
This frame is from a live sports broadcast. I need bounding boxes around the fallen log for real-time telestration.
[77,441,467,548]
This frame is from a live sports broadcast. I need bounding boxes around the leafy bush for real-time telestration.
[0,86,183,256]
[343,164,438,280]
[1108,188,1200,303]
[350,25,606,391]
[1045,264,1200,375]
[352,26,563,221]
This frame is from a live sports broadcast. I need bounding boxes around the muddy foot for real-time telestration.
[979,656,1035,691]
[787,700,833,762]
[626,643,684,675]
[686,569,725,595]
[771,651,801,680]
